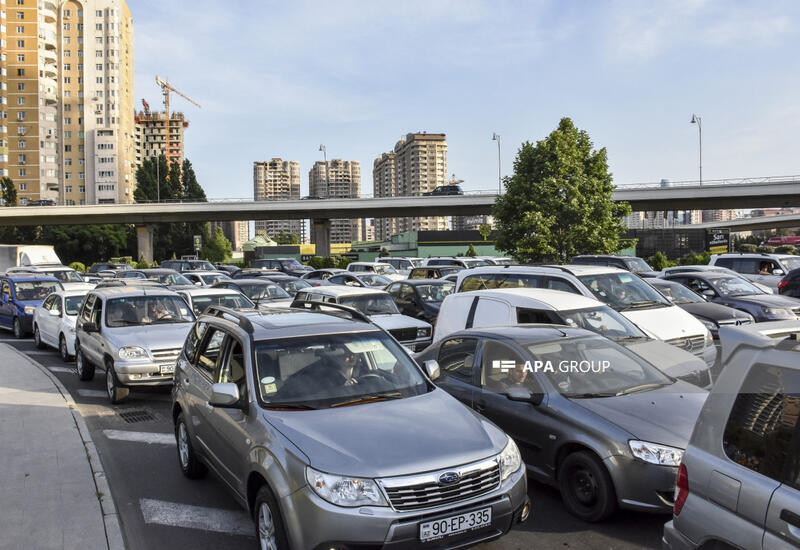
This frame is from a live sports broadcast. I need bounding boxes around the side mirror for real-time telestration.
[194,281,203,286]
[49,308,61,317]
[82,321,99,333]
[423,359,441,381]
[702,289,715,297]
[774,269,785,276]
[506,386,544,406]
[209,382,240,407]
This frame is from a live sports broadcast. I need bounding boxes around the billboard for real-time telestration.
[706,228,731,254]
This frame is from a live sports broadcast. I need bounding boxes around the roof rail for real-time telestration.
[289,299,373,325]
[203,305,255,333]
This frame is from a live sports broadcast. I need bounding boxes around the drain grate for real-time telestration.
[118,409,156,424]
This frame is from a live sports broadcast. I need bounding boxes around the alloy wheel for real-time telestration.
[258,502,277,550]
[178,422,190,469]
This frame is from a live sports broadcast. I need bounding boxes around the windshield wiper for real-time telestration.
[262,402,317,410]
[616,382,668,396]
[566,392,615,399]
[330,392,403,408]
[620,300,665,311]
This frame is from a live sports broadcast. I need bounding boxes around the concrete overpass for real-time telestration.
[700,213,800,232]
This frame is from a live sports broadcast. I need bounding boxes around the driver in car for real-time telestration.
[278,348,362,399]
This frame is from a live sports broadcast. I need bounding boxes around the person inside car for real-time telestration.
[278,348,361,399]
[759,262,773,275]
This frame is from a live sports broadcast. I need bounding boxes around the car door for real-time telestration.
[474,339,551,472]
[202,335,251,494]
[0,281,12,329]
[435,337,480,407]
[38,294,59,346]
[81,295,105,365]
[396,284,417,316]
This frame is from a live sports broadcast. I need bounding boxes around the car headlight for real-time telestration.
[24,306,36,315]
[498,438,522,481]
[417,327,431,338]
[306,466,387,507]
[704,329,713,346]
[117,346,148,360]
[629,440,683,466]
[698,318,717,332]
[763,307,793,318]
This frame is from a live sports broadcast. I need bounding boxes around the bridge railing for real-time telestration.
[618,175,800,189]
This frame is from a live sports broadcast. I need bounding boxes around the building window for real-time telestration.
[79,172,85,179]
[17,40,25,47]
[18,154,26,164]
[64,117,71,125]
[64,145,72,152]
[16,69,25,76]
[16,54,24,62]
[77,50,83,57]
[96,117,103,124]
[63,23,70,30]
[77,77,83,84]
[16,97,25,105]
[64,104,71,111]
[96,77,102,84]
[66,200,75,205]
[64,64,71,71]
[16,25,24,33]
[95,23,102,30]
[16,112,25,121]
[96,10,102,16]
[63,77,70,84]
[64,159,72,166]
[79,158,85,166]
[18,168,26,177]
[65,185,72,193]
[77,23,83,31]
[19,183,27,190]
[77,63,83,71]
[18,139,26,148]
[17,83,25,91]
[64,50,71,58]
[63,37,69,44]
[96,50,103,57]
[78,144,84,152]
[64,91,70,98]
[16,12,24,19]
[79,186,85,193]
[64,9,70,17]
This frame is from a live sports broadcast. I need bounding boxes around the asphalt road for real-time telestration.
[4,336,667,550]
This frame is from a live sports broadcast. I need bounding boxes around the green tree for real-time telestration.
[133,155,169,203]
[379,247,390,257]
[466,244,477,257]
[275,231,299,245]
[775,245,797,255]
[737,243,758,253]
[493,118,631,263]
[756,245,775,254]
[478,223,492,241]
[202,226,233,263]
[648,251,676,270]
[38,224,132,266]
[1,177,18,206]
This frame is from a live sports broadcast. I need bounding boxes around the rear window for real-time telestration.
[459,273,541,292]
[723,365,800,488]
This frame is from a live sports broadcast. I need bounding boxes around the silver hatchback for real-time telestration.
[172,305,530,549]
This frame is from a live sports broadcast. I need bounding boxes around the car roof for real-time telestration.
[714,253,796,259]
[400,278,453,285]
[448,324,596,342]
[667,271,733,280]
[349,262,391,266]
[2,274,60,282]
[546,264,629,276]
[51,288,93,297]
[453,288,599,309]
[183,270,223,275]
[179,287,245,297]
[205,308,379,340]
[228,278,279,285]
[301,286,386,296]
[90,286,181,298]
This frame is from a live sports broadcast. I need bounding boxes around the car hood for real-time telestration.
[573,381,707,449]
[719,294,799,309]
[105,323,193,352]
[264,389,506,478]
[621,305,705,340]
[370,314,431,330]
[677,302,752,322]
[17,299,45,311]
[257,300,294,309]
[623,340,707,379]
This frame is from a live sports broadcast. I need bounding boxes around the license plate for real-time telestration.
[159,364,175,375]
[419,506,492,542]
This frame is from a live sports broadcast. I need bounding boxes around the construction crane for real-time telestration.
[154,75,200,164]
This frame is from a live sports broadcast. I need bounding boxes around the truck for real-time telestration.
[0,245,62,272]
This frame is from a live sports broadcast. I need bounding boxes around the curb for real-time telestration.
[5,345,126,550]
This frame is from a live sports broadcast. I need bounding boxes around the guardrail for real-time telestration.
[618,175,800,189]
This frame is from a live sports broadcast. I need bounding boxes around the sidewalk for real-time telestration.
[0,344,123,550]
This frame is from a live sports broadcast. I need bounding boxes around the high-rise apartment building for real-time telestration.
[373,133,449,241]
[210,220,249,252]
[309,159,361,244]
[0,0,134,205]
[702,209,736,223]
[134,109,188,167]
[253,158,301,238]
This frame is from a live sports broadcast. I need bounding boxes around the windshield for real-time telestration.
[340,294,400,315]
[188,260,215,271]
[782,257,800,271]
[44,270,83,282]
[64,296,85,315]
[155,272,193,286]
[374,264,398,275]
[271,278,311,295]
[559,306,646,339]
[578,272,671,310]
[416,283,454,303]
[13,281,62,301]
[493,258,513,265]
[188,293,254,315]
[106,296,195,327]
[712,276,763,297]
[654,281,703,304]
[360,274,391,287]
[119,272,146,279]
[199,273,229,285]
[410,258,424,267]
[527,336,672,397]
[255,331,428,409]
[625,258,653,273]
[240,283,291,301]
[280,259,304,269]
[463,259,490,268]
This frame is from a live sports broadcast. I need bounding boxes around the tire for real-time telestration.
[59,334,73,362]
[253,485,289,550]
[175,413,206,479]
[75,343,95,381]
[13,318,25,339]
[105,359,129,404]
[34,326,45,349]
[558,451,617,522]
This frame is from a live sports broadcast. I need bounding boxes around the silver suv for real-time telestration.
[663,321,800,549]
[172,304,530,549]
[75,286,196,403]
[710,253,800,291]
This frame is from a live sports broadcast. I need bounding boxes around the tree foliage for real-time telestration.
[493,118,631,263]
[466,244,477,257]
[1,177,18,206]
[202,226,233,263]
[275,231,299,245]
[478,223,492,241]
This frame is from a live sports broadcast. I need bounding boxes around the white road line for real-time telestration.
[0,338,22,342]
[103,430,175,446]
[48,366,75,373]
[139,499,253,536]
[77,389,107,398]
[27,351,57,355]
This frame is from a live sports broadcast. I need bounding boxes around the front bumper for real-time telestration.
[401,338,432,353]
[114,359,174,387]
[662,519,697,550]
[603,455,678,513]
[282,466,528,550]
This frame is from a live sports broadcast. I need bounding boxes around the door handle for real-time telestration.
[781,509,800,529]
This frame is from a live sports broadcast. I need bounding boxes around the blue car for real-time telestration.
[0,275,63,338]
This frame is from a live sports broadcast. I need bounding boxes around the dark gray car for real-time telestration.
[416,325,708,521]
[664,272,800,322]
[172,305,529,549]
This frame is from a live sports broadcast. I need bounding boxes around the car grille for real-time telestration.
[389,327,417,342]
[380,459,500,512]
[666,335,706,355]
[151,347,181,365]
[718,318,753,326]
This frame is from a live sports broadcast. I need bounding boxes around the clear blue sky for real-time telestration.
[131,0,800,198]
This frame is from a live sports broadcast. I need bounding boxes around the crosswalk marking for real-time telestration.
[77,389,107,398]
[139,498,253,536]
[103,430,174,445]
[48,366,75,373]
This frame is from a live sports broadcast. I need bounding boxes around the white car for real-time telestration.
[435,287,714,387]
[292,286,433,350]
[346,262,405,282]
[32,288,90,361]
[175,287,255,316]
[380,257,424,276]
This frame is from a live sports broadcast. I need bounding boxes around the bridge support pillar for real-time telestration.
[311,218,331,257]
[136,225,154,264]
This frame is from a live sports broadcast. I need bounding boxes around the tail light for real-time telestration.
[674,463,689,516]
[778,280,788,290]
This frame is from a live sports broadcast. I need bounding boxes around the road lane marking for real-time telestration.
[48,366,75,373]
[139,499,253,536]
[27,351,56,355]
[77,389,107,398]
[103,430,174,445]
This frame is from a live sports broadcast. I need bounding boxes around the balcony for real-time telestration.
[39,1,58,21]
[40,48,57,64]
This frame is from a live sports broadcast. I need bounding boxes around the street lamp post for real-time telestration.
[491,133,501,193]
[155,152,160,203]
[690,114,702,186]
[318,144,328,197]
